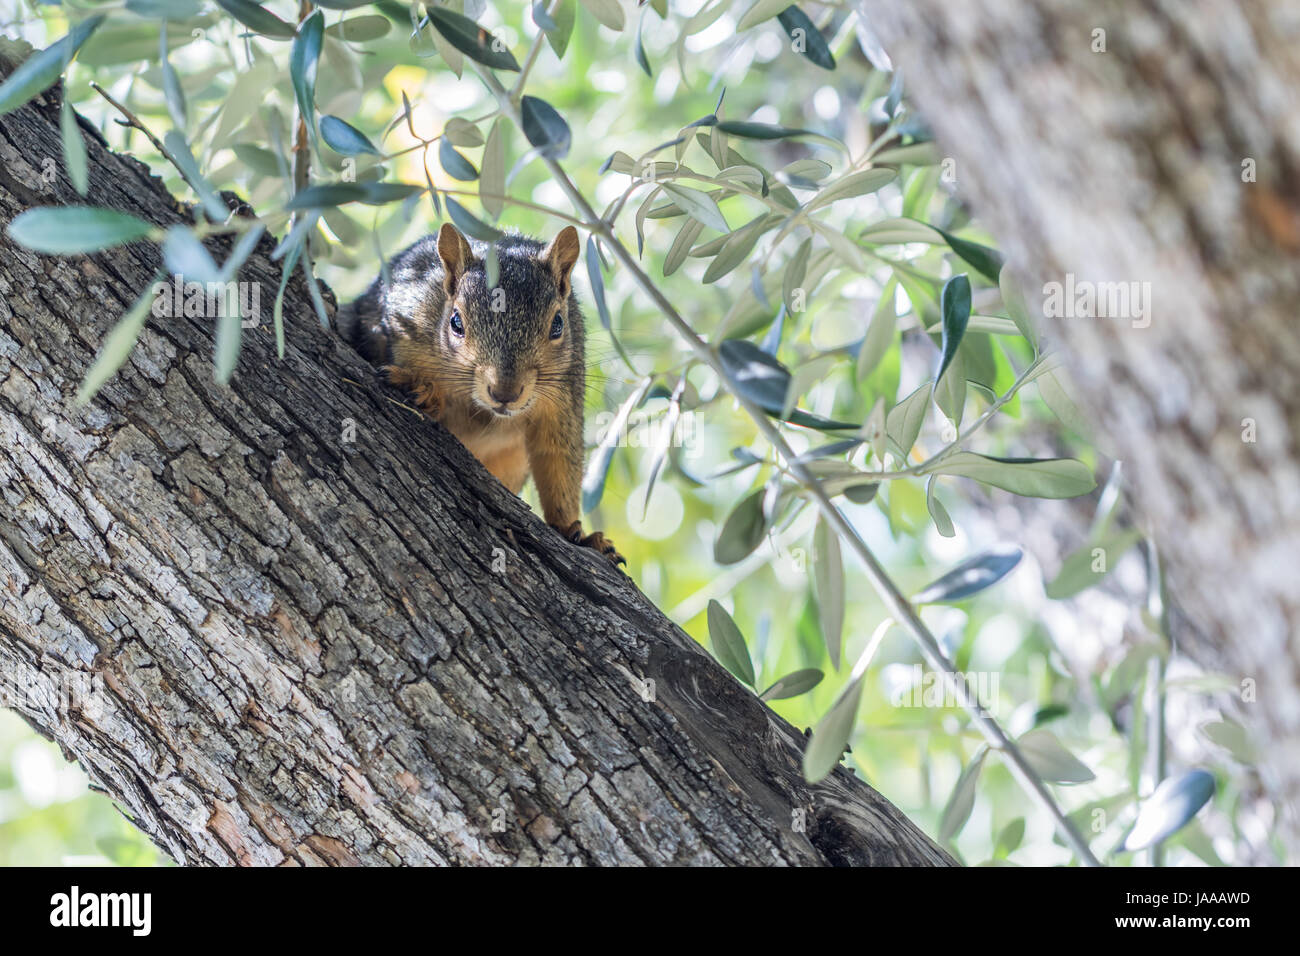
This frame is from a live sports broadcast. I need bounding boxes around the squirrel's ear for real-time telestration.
[541,225,581,298]
[437,223,473,295]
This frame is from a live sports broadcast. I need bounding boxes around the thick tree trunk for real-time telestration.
[0,61,951,865]
[855,0,1300,847]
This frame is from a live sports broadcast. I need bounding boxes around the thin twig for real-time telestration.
[89,81,210,205]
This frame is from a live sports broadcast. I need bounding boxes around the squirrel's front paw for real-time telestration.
[559,520,627,568]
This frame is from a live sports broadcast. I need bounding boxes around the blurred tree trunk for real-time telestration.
[0,60,952,866]
[857,0,1300,850]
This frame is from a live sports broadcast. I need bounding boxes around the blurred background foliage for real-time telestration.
[0,0,1284,866]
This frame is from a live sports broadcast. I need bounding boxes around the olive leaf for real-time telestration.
[0,16,105,117]
[759,669,823,701]
[777,6,835,71]
[713,488,770,565]
[521,95,572,158]
[1017,729,1096,784]
[320,116,379,156]
[215,0,295,38]
[1123,770,1215,851]
[928,453,1097,499]
[913,545,1022,604]
[706,600,755,687]
[425,8,521,71]
[7,206,155,253]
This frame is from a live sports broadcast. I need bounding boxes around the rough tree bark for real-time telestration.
[854,0,1300,849]
[0,58,952,865]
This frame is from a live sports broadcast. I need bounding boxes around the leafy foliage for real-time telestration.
[1,0,1264,867]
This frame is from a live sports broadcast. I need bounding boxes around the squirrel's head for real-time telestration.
[434,222,582,419]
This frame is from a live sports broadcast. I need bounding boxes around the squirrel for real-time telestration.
[338,222,624,567]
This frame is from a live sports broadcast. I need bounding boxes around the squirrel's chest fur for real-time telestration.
[439,397,528,471]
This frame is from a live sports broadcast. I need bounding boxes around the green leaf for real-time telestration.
[1123,770,1215,851]
[634,15,652,76]
[1037,369,1090,436]
[1017,729,1096,784]
[914,545,1022,604]
[759,668,823,701]
[926,475,955,538]
[578,0,626,31]
[479,118,506,219]
[808,168,895,211]
[532,1,559,31]
[59,97,88,196]
[320,115,379,156]
[1199,719,1255,763]
[706,600,755,686]
[715,120,823,140]
[127,0,203,17]
[935,273,971,388]
[782,237,811,313]
[718,339,791,414]
[215,0,295,39]
[75,279,158,405]
[0,15,105,118]
[581,377,653,512]
[520,95,571,158]
[444,197,503,241]
[713,488,769,565]
[163,130,231,222]
[930,452,1097,499]
[425,8,521,71]
[215,307,242,384]
[737,0,791,31]
[994,818,1025,858]
[358,181,424,205]
[886,381,930,458]
[803,674,863,783]
[940,749,986,841]
[701,215,767,283]
[439,137,479,181]
[1045,528,1141,600]
[856,278,897,380]
[285,182,369,210]
[777,6,835,70]
[812,517,844,669]
[935,227,1005,283]
[999,265,1039,351]
[290,10,324,142]
[324,14,393,42]
[443,117,484,148]
[664,218,703,276]
[160,28,187,131]
[662,184,728,232]
[860,216,943,245]
[546,0,576,58]
[7,206,154,254]
[585,238,612,332]
[161,226,220,283]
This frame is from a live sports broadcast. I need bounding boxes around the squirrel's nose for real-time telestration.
[488,384,521,405]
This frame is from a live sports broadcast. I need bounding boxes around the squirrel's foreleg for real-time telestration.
[527,408,625,567]
[384,363,443,420]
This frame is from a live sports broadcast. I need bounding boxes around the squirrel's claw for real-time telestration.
[559,521,627,568]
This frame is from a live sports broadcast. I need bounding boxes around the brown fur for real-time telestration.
[339,223,623,566]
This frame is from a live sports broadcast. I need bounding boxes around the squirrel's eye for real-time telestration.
[449,309,464,337]
[549,312,564,340]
